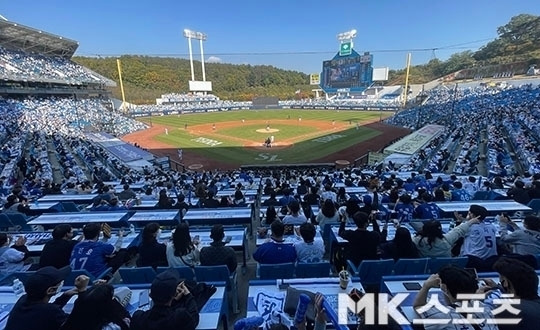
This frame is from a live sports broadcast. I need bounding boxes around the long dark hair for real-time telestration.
[60,284,129,330]
[172,223,193,257]
[321,199,336,218]
[141,222,159,245]
[266,206,279,223]
[419,220,444,249]
[393,227,418,258]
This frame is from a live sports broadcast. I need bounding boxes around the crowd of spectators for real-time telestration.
[0,47,114,85]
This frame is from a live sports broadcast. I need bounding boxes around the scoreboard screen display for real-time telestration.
[321,54,373,90]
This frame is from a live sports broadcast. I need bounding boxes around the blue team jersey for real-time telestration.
[451,189,471,201]
[70,240,114,278]
[395,203,414,223]
[414,203,440,219]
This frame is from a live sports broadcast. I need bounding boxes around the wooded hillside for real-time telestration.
[74,14,540,103]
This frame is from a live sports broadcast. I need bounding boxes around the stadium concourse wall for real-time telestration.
[128,105,400,118]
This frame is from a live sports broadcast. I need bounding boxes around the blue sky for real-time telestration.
[2,0,538,73]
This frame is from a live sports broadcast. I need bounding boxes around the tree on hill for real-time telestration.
[74,14,540,103]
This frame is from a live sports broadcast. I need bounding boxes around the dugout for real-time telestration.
[251,96,279,109]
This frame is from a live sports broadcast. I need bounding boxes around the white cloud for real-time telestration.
[207,56,222,63]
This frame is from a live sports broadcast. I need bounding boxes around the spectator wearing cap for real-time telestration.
[39,224,78,269]
[507,180,531,205]
[5,266,88,330]
[200,224,238,273]
[460,204,498,270]
[130,269,199,330]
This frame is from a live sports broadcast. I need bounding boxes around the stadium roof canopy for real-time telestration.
[0,20,78,58]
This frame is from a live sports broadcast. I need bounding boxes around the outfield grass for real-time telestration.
[141,109,389,126]
[140,109,393,165]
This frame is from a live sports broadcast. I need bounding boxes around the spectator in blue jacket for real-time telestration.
[253,220,296,264]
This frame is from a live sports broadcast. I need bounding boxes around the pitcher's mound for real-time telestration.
[256,128,280,133]
[245,141,292,150]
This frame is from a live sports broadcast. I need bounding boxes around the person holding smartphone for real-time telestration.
[131,269,199,330]
[499,214,540,256]
[166,223,200,268]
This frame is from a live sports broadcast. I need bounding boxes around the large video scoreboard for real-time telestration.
[320,50,373,93]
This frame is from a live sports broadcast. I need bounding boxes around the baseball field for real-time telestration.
[122,109,411,170]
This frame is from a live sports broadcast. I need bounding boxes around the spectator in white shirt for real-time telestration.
[282,200,308,225]
[460,204,498,271]
[294,223,324,263]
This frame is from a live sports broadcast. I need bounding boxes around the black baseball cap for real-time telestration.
[25,266,71,299]
[150,269,181,303]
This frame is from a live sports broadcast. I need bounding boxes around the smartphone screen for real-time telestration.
[139,289,150,308]
[403,282,422,290]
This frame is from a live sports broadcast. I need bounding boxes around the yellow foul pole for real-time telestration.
[116,58,127,112]
[403,53,411,107]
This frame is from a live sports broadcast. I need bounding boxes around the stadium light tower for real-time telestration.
[183,29,208,82]
[336,29,357,58]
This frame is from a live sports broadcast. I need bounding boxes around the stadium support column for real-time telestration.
[116,59,127,112]
[402,53,411,108]
[186,34,195,81]
[200,38,206,82]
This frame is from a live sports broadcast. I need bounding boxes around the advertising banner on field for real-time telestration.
[310,73,320,85]
[384,124,445,155]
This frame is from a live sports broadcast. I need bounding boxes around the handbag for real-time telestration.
[283,286,316,322]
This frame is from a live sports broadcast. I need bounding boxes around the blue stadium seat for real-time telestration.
[118,267,156,284]
[61,202,80,212]
[526,199,540,215]
[0,271,36,286]
[427,257,469,273]
[0,214,13,231]
[6,213,32,231]
[472,191,489,200]
[155,266,195,281]
[295,262,331,278]
[393,258,429,275]
[65,267,112,284]
[347,259,394,291]
[258,263,295,280]
[194,265,239,314]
